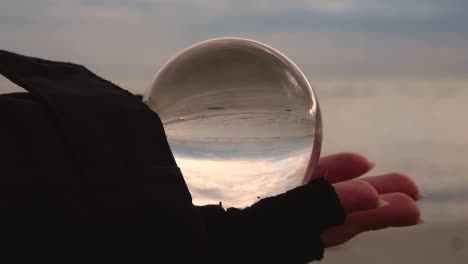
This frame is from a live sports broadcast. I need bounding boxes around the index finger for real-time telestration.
[304,152,374,184]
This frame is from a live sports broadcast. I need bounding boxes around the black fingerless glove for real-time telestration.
[198,177,345,263]
[0,49,345,263]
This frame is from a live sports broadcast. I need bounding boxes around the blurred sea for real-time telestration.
[314,79,468,264]
[1,77,467,263]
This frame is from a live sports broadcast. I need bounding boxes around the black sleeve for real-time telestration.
[197,178,345,263]
[0,49,345,263]
[0,50,205,263]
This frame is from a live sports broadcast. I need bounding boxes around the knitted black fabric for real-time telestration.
[0,50,205,263]
[0,49,345,263]
[198,178,345,263]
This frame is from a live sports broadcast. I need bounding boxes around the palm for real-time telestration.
[305,153,422,247]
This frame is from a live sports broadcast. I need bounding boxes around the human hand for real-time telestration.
[304,153,422,247]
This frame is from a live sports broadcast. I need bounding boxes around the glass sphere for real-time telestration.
[143,38,322,208]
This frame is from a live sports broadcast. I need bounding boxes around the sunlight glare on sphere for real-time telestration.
[143,38,322,208]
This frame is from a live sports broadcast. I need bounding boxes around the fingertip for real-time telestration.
[415,191,425,201]
[361,173,421,201]
[334,180,380,213]
[391,173,421,200]
[315,152,374,183]
[339,152,374,172]
[377,199,389,208]
[379,192,422,226]
[347,154,375,179]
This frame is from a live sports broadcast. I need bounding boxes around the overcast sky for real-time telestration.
[1,0,467,93]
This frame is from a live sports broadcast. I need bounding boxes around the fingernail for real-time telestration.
[415,192,425,201]
[417,218,424,225]
[368,160,376,170]
[377,199,389,208]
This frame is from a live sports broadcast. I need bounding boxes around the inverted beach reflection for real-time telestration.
[165,112,315,208]
[143,38,322,208]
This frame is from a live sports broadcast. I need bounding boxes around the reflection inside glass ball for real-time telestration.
[144,38,322,208]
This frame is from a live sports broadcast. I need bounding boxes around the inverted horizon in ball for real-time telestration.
[144,38,322,208]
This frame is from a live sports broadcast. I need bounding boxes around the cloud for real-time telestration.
[1,0,467,94]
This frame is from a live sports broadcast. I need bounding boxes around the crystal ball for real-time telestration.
[143,38,322,208]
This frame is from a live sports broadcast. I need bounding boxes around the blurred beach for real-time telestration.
[315,79,468,263]
[1,0,467,263]
[2,77,466,263]
[322,221,468,264]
